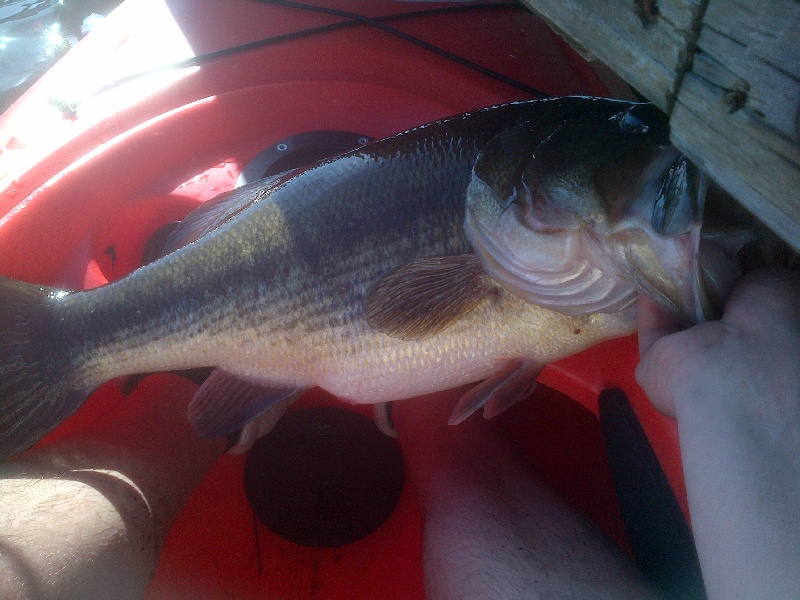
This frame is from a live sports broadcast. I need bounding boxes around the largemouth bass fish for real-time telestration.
[0,97,712,461]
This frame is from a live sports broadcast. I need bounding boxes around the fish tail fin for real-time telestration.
[0,277,90,461]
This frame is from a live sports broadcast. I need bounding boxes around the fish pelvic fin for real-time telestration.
[373,402,398,438]
[0,278,92,461]
[449,359,542,425]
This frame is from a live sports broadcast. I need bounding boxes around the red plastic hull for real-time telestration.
[0,1,685,597]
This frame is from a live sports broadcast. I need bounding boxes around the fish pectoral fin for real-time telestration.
[365,254,496,340]
[448,359,542,425]
[187,368,303,438]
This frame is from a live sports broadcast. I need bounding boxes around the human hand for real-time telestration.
[635,269,800,600]
[637,268,800,419]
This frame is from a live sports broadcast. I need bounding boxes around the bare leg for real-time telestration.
[394,389,659,600]
[0,376,225,600]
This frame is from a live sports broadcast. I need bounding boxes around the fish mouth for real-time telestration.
[466,132,737,323]
[607,224,712,323]
[607,152,724,324]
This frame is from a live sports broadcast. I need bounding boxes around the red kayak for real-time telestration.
[0,1,690,597]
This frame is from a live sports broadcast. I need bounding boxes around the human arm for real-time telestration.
[0,376,225,600]
[636,269,800,600]
[394,390,659,600]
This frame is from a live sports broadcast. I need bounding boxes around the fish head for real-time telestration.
[465,98,724,323]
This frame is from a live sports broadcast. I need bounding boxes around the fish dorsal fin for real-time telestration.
[187,368,302,438]
[365,254,495,340]
[448,359,542,425]
[473,122,542,210]
[161,171,298,257]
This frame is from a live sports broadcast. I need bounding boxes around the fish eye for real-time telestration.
[619,110,650,134]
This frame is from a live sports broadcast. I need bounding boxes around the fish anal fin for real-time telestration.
[448,359,542,425]
[187,368,302,438]
[365,254,495,341]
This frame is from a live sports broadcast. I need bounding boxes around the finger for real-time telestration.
[635,294,703,418]
[637,295,685,359]
[635,351,677,419]
[723,268,800,330]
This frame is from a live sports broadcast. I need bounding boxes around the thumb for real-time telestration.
[636,295,685,359]
[635,295,704,418]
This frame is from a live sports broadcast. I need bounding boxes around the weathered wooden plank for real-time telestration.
[671,0,800,250]
[518,0,706,112]
[521,0,800,251]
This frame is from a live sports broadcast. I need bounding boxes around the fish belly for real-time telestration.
[275,295,638,404]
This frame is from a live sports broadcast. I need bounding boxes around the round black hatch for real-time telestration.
[244,406,404,547]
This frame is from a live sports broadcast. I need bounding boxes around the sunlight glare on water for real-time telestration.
[44,0,198,114]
